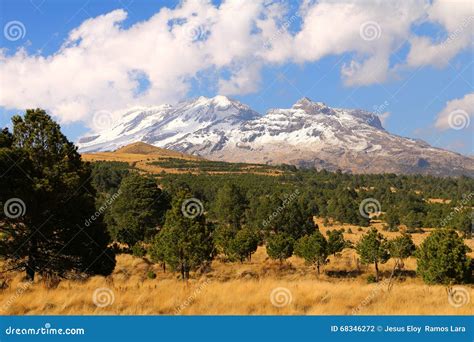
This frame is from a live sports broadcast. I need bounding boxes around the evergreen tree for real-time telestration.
[295,230,328,274]
[107,173,168,247]
[212,183,247,230]
[356,227,390,281]
[155,190,214,280]
[388,233,415,270]
[327,229,345,256]
[228,228,259,262]
[0,109,115,280]
[416,229,471,284]
[266,233,294,264]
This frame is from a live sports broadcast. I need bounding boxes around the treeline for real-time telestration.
[98,169,472,284]
[0,110,472,286]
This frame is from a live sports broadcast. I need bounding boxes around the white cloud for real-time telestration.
[434,93,474,130]
[407,0,474,68]
[0,0,472,130]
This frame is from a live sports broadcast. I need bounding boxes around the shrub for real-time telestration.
[132,243,146,257]
[416,229,471,284]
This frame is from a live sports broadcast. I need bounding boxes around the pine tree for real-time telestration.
[356,227,389,281]
[388,233,415,274]
[295,230,328,274]
[327,229,346,256]
[155,190,214,280]
[0,109,115,280]
[212,183,247,230]
[266,232,294,264]
[228,228,259,262]
[416,229,471,284]
[107,173,168,247]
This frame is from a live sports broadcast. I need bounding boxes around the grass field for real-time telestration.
[81,142,284,175]
[1,220,472,315]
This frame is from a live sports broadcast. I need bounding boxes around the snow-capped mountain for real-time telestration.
[77,96,474,177]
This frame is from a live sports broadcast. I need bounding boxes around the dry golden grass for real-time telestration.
[81,142,283,176]
[1,225,472,315]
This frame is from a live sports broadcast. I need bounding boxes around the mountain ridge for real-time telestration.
[77,96,474,177]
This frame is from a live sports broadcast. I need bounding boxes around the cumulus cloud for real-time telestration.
[0,0,472,130]
[407,0,474,68]
[434,93,474,130]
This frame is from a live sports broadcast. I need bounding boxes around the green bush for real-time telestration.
[147,270,157,279]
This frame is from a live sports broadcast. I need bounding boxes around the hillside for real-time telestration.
[81,142,284,175]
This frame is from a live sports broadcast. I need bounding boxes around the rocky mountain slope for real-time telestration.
[77,96,474,177]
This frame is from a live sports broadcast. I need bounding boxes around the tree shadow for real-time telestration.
[325,270,363,278]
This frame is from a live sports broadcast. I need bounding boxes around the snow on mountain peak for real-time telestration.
[76,96,474,177]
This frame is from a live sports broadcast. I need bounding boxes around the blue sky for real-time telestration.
[0,0,472,155]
